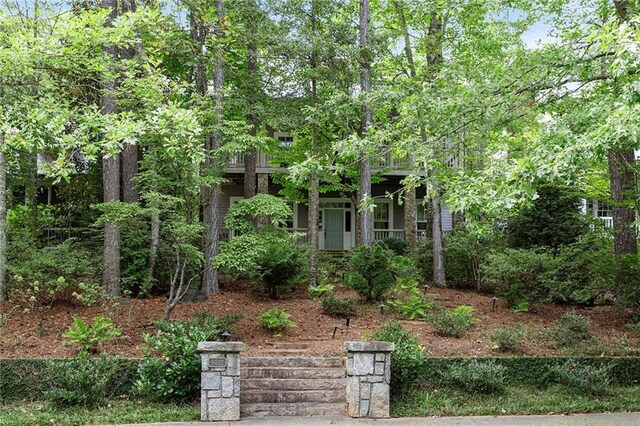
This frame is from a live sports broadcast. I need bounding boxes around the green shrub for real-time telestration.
[546,311,591,348]
[390,255,421,282]
[308,283,335,300]
[386,277,432,320]
[348,244,395,302]
[551,361,612,395]
[368,321,425,395]
[626,322,640,334]
[320,293,358,318]
[481,248,558,305]
[44,353,120,407]
[255,239,304,299]
[489,326,524,352]
[379,237,408,256]
[427,305,479,337]
[62,315,121,354]
[410,238,434,284]
[442,359,507,393]
[259,308,296,336]
[135,314,241,401]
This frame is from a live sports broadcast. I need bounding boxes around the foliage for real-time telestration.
[507,185,589,251]
[626,322,640,334]
[320,293,358,318]
[389,255,421,282]
[551,361,613,396]
[426,305,479,338]
[308,282,334,300]
[347,244,395,302]
[545,311,591,348]
[259,308,296,336]
[254,239,304,299]
[62,315,121,354]
[386,276,432,320]
[135,314,241,401]
[368,321,425,395]
[378,237,408,256]
[44,353,121,408]
[488,326,524,353]
[441,360,507,394]
[223,194,293,234]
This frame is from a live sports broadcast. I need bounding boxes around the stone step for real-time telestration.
[243,357,344,368]
[241,390,344,404]
[240,402,347,417]
[241,367,345,380]
[253,349,309,356]
[266,342,311,350]
[241,378,345,391]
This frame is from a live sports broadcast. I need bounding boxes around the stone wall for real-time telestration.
[197,342,244,421]
[345,341,394,418]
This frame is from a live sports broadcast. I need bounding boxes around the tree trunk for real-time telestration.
[403,186,416,246]
[202,0,226,293]
[121,0,139,203]
[0,134,7,301]
[359,0,373,246]
[244,11,258,201]
[432,193,446,287]
[256,173,269,227]
[309,0,320,286]
[147,208,160,282]
[608,149,637,255]
[101,0,121,298]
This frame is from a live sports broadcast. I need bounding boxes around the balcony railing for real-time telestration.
[226,151,413,171]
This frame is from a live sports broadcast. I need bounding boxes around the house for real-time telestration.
[219,132,454,250]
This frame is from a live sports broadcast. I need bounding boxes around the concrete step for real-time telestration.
[253,349,309,356]
[243,357,344,368]
[241,390,344,404]
[240,402,347,417]
[242,378,346,391]
[266,342,311,350]
[241,367,345,379]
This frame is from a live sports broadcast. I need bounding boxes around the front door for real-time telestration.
[324,209,344,250]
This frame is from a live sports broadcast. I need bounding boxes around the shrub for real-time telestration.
[135,314,241,401]
[44,353,120,407]
[379,237,407,256]
[62,315,121,354]
[427,305,479,337]
[442,360,507,393]
[321,293,358,318]
[368,321,425,395]
[259,308,296,336]
[308,283,335,300]
[254,239,304,299]
[551,361,612,395]
[546,311,590,348]
[348,244,394,302]
[481,248,558,305]
[626,322,640,334]
[390,255,421,282]
[386,277,432,320]
[489,326,524,352]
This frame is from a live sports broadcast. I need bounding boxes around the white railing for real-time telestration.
[599,217,613,228]
[374,229,406,240]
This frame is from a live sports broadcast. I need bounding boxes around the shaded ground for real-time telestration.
[1,278,639,358]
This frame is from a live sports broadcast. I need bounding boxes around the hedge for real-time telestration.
[0,358,140,402]
[422,356,640,387]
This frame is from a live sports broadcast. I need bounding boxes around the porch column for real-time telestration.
[345,341,394,418]
[403,186,417,246]
[198,341,244,421]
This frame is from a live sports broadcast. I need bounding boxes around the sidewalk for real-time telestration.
[121,412,640,426]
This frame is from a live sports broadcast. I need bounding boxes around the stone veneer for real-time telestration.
[345,341,395,418]
[197,341,244,421]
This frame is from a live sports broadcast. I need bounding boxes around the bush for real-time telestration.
[259,308,296,336]
[442,359,507,393]
[254,239,304,299]
[390,255,421,282]
[379,237,407,256]
[427,305,479,337]
[386,277,432,320]
[368,321,425,395]
[308,283,334,300]
[545,311,590,348]
[348,244,395,302]
[481,248,558,305]
[551,361,612,395]
[489,326,524,352]
[62,315,121,354]
[135,314,241,401]
[44,353,120,407]
[320,293,358,318]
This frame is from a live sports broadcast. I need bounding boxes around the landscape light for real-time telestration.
[332,322,341,339]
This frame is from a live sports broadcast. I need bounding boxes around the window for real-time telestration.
[374,203,389,230]
[417,205,428,230]
[278,135,294,147]
[597,202,611,218]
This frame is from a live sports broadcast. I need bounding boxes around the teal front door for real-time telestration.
[324,210,344,250]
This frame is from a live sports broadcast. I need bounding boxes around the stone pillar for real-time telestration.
[197,341,244,421]
[345,341,394,418]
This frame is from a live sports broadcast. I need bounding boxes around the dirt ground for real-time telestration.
[1,278,639,359]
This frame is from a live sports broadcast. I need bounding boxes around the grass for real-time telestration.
[391,385,640,417]
[0,400,198,426]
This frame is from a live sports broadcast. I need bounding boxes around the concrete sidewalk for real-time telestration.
[121,412,640,426]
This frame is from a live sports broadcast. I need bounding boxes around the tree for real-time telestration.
[0,133,6,301]
[359,0,374,247]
